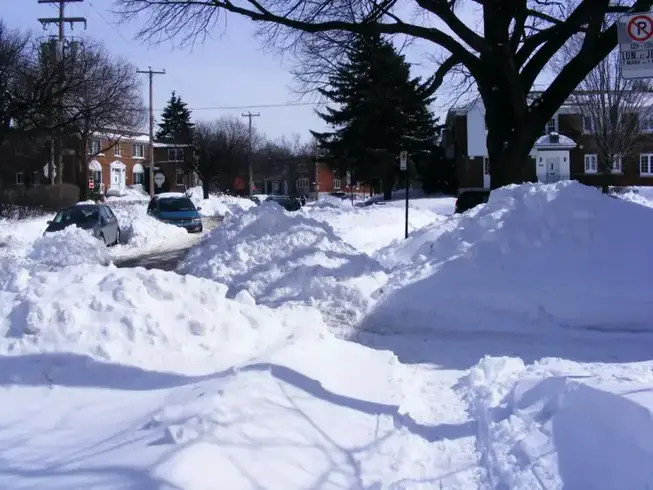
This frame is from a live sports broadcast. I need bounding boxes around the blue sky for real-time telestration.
[5,0,476,142]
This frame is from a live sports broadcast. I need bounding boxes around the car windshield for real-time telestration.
[53,206,98,224]
[157,197,195,212]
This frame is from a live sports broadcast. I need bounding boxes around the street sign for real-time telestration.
[399,150,408,171]
[153,172,165,187]
[88,179,94,189]
[618,12,653,79]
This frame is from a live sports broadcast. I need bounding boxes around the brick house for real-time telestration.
[1,130,198,196]
[442,95,653,193]
[253,157,371,198]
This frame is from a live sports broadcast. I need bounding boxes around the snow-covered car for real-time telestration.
[44,203,121,246]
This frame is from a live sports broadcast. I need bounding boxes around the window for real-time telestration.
[176,168,185,186]
[113,143,121,157]
[584,154,597,174]
[296,162,308,173]
[90,140,102,155]
[133,144,144,159]
[333,179,341,190]
[91,170,102,183]
[15,172,24,185]
[32,171,40,186]
[612,155,623,173]
[640,154,653,175]
[133,172,144,185]
[582,116,595,133]
[297,177,309,189]
[542,117,557,135]
[168,148,184,161]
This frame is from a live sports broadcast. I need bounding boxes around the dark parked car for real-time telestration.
[455,189,491,214]
[265,195,302,212]
[45,204,121,246]
[330,191,349,200]
[147,193,203,233]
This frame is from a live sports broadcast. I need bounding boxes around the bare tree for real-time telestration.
[60,42,145,199]
[114,0,653,188]
[191,116,251,198]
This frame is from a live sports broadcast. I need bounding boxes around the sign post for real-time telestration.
[88,179,94,190]
[346,170,353,205]
[618,11,653,79]
[400,151,409,239]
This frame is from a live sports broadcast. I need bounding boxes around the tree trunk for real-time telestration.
[202,179,210,199]
[79,139,89,201]
[382,160,395,200]
[485,107,539,189]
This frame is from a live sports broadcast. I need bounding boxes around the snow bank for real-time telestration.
[27,226,109,269]
[457,356,653,489]
[105,185,150,202]
[0,216,52,261]
[109,201,190,253]
[178,201,387,328]
[363,182,653,334]
[186,186,256,217]
[0,264,326,372]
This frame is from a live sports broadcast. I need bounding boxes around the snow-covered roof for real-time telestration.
[153,192,188,199]
[534,132,576,149]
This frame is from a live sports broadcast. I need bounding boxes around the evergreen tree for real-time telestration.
[156,91,195,143]
[311,33,437,199]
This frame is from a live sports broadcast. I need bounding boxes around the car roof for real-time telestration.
[152,192,188,199]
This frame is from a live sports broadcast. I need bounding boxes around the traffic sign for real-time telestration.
[88,179,94,189]
[346,170,351,186]
[628,15,653,42]
[153,172,165,187]
[399,150,408,171]
[618,12,653,79]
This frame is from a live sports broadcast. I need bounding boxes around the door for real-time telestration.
[483,158,491,188]
[545,156,561,183]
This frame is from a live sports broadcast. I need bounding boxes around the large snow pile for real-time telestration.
[0,264,326,371]
[301,197,449,255]
[363,181,653,334]
[178,201,387,328]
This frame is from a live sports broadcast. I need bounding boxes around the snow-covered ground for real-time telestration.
[3,182,653,488]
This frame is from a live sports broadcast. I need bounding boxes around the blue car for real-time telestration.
[147,193,203,233]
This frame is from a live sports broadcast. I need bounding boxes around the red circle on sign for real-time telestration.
[627,15,653,42]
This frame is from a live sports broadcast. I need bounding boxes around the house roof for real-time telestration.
[534,132,576,149]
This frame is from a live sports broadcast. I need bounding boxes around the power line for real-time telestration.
[154,102,320,112]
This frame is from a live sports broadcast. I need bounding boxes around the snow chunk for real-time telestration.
[363,181,653,334]
[233,289,256,306]
[27,226,109,269]
[177,201,387,329]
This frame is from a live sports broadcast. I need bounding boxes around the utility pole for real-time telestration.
[137,67,166,197]
[38,0,86,185]
[314,139,320,201]
[242,111,260,198]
